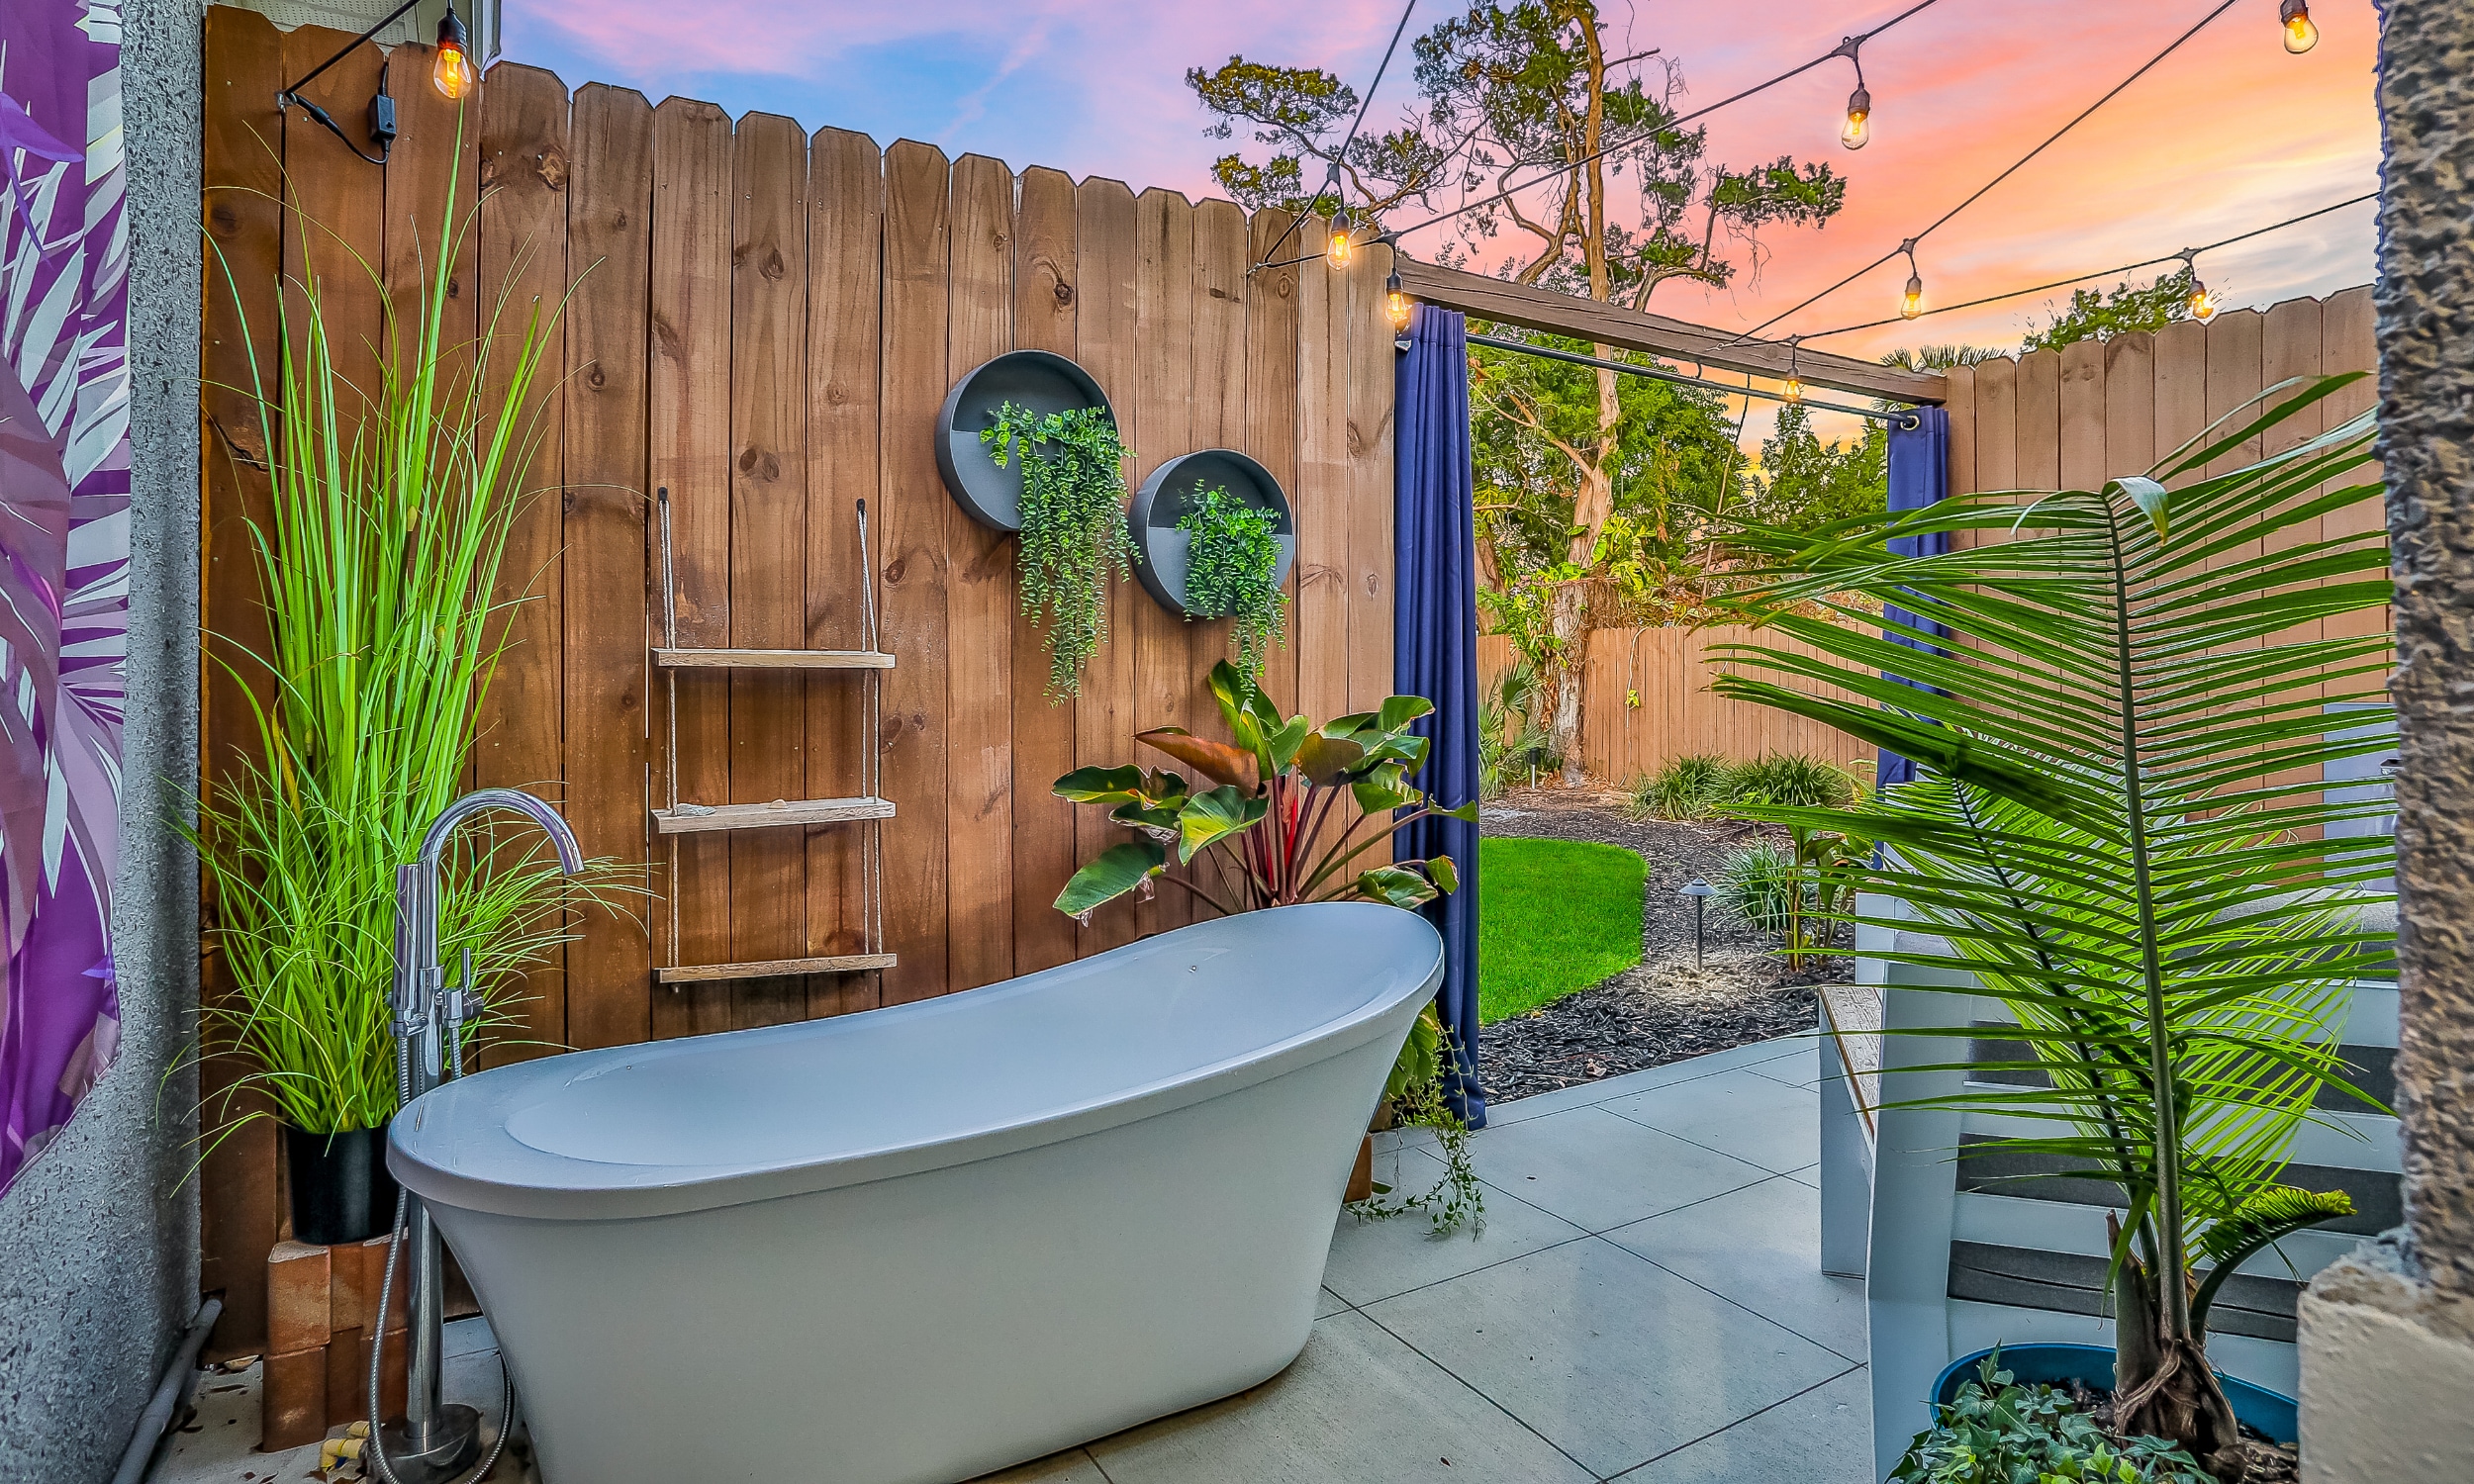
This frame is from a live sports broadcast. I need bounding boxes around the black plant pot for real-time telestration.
[284,1124,400,1246]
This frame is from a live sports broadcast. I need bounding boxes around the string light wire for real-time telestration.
[1714,0,2248,351]
[1789,190,2378,342]
[1249,0,1420,272]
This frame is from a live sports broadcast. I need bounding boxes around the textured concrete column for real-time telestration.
[2298,4,2474,1479]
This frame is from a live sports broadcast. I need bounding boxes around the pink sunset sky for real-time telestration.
[503,0,2380,440]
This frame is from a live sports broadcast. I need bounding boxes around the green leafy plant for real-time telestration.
[1629,753,1731,819]
[984,402,1135,698]
[1050,660,1475,919]
[1713,375,2395,1474]
[1053,660,1484,1234]
[1893,1352,2215,1484]
[1718,838,1802,938]
[1350,1004,1485,1238]
[1724,751,1858,808]
[196,155,630,1137]
[1177,480,1287,676]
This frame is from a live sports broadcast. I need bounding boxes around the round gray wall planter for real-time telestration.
[1128,450,1296,617]
[935,350,1116,532]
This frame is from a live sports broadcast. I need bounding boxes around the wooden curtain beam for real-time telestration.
[1393,257,1947,407]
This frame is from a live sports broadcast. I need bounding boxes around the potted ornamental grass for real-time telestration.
[196,159,625,1245]
[1053,659,1483,1234]
[1715,377,2395,1481]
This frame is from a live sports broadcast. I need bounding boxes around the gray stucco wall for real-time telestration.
[0,3,205,1481]
[2374,0,2474,1295]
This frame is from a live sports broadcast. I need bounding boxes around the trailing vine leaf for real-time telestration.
[984,401,1135,698]
[1177,480,1287,675]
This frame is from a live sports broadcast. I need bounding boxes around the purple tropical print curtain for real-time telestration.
[0,0,131,1197]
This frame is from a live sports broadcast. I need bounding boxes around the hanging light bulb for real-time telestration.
[1386,268,1411,330]
[1327,210,1354,269]
[1782,338,1804,405]
[1842,85,1871,150]
[432,4,477,100]
[2279,0,2319,53]
[2176,249,2219,323]
[1898,240,1924,320]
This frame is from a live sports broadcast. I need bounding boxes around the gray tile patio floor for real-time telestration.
[158,1036,1869,1484]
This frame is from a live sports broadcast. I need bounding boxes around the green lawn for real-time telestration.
[1476,837,1646,1023]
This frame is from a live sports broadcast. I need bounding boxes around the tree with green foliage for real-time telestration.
[1744,405,1885,532]
[1469,328,1747,762]
[1189,2,1849,783]
[2023,265,2199,353]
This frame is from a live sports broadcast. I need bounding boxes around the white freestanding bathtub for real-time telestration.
[389,902,1442,1484]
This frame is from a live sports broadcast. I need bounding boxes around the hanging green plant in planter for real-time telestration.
[984,402,1135,698]
[1177,481,1287,676]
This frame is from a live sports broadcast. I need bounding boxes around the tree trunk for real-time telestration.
[2112,1252,2247,1481]
[1550,583,1588,786]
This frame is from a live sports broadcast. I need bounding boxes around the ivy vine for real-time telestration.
[1176,481,1287,677]
[983,402,1135,699]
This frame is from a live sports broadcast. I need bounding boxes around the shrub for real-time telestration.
[1629,754,1731,819]
[1892,1353,2214,1484]
[1478,661,1551,800]
[1725,751,1857,808]
[1718,838,1803,937]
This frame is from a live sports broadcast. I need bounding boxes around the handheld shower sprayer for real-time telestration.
[370,790,584,1484]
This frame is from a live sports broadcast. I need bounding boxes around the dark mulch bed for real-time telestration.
[1476,785,1851,1105]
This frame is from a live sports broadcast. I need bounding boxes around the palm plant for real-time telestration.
[1710,376,2395,1478]
[196,154,624,1137]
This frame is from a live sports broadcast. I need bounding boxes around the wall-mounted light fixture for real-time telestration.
[277,1,478,164]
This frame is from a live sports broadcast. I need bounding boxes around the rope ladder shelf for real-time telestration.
[653,489,894,985]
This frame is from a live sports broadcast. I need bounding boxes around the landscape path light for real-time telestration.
[1678,879,1716,967]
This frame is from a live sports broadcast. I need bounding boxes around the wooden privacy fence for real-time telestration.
[197,7,1398,1354]
[1478,285,2380,791]
[1478,628,1870,785]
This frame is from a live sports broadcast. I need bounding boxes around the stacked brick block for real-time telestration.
[262,1237,409,1451]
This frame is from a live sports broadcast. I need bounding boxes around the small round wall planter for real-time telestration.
[1930,1343,2297,1444]
[935,349,1117,532]
[1127,449,1296,616]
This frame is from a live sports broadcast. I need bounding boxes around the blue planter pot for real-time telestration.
[1930,1343,2296,1445]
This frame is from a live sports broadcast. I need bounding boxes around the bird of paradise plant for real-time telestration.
[1711,376,2395,1480]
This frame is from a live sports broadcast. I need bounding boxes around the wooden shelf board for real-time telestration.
[657,954,897,983]
[651,796,897,835]
[652,647,895,670]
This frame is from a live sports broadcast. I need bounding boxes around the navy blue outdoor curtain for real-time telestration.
[1393,303,1486,1127]
[1876,406,1951,791]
